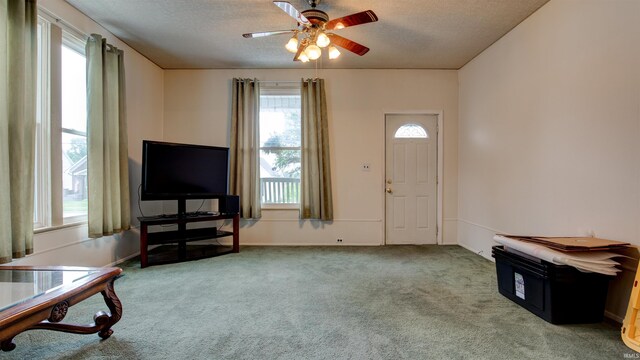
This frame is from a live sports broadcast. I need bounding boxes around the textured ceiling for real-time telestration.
[65,0,549,69]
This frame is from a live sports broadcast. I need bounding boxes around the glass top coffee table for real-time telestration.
[0,266,123,352]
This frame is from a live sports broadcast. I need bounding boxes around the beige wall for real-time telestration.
[458,0,640,320]
[163,69,458,246]
[7,0,164,266]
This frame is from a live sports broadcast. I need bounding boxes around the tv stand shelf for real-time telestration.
[138,213,239,268]
[147,229,233,246]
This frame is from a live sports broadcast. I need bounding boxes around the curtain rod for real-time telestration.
[38,6,89,41]
[257,80,300,84]
[240,79,322,85]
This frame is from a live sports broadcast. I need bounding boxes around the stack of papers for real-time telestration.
[495,235,629,251]
[493,235,629,276]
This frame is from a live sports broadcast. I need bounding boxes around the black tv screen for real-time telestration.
[141,140,229,200]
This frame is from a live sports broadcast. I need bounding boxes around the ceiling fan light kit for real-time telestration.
[243,0,378,62]
[285,35,299,52]
[305,44,322,60]
[316,32,330,47]
[298,53,310,62]
[328,45,340,59]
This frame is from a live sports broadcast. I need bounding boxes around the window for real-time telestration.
[60,34,88,221]
[34,15,88,229]
[259,86,301,206]
[394,124,428,139]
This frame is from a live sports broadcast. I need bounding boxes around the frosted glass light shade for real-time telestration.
[298,53,310,62]
[285,36,298,53]
[305,44,321,60]
[328,45,340,59]
[316,32,330,48]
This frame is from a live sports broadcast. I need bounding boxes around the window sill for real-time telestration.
[262,204,299,211]
[34,220,87,234]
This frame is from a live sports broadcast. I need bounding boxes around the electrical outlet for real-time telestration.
[361,163,371,172]
[337,238,343,243]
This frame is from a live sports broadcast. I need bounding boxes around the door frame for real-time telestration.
[382,111,444,245]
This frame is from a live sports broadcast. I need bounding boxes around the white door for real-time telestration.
[385,114,438,244]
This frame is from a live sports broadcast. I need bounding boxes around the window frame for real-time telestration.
[34,16,51,229]
[258,85,302,209]
[394,123,429,139]
[34,14,89,231]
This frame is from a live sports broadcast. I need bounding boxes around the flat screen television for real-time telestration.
[141,140,229,203]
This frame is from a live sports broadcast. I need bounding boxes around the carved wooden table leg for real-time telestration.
[98,278,123,339]
[1,339,16,352]
[29,278,123,338]
[0,266,123,352]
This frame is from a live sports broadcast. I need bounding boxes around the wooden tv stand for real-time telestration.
[138,213,239,268]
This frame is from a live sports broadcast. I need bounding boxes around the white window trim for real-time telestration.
[34,16,51,229]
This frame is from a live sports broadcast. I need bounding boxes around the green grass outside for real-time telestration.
[63,199,87,212]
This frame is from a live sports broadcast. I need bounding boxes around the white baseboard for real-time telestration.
[458,241,494,262]
[106,252,141,267]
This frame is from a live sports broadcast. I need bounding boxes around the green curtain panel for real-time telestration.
[300,79,333,220]
[0,0,37,264]
[86,34,130,238]
[229,78,261,219]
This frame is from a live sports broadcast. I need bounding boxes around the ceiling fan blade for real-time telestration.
[273,1,311,25]
[325,10,378,30]
[327,34,369,56]
[242,30,296,38]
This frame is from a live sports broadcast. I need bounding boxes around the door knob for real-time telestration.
[385,188,392,194]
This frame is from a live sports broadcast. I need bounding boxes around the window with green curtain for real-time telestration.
[229,78,333,221]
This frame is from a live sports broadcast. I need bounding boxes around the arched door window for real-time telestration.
[394,124,428,138]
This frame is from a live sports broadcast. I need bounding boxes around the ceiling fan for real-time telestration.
[242,0,378,62]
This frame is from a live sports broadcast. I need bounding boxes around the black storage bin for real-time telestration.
[492,245,610,324]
